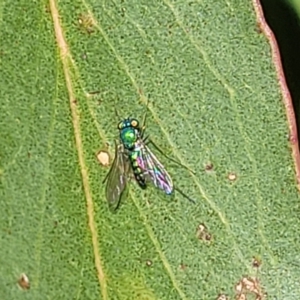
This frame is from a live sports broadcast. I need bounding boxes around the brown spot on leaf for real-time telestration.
[252,256,262,268]
[196,223,212,242]
[228,172,237,181]
[235,276,265,300]
[205,162,214,171]
[216,294,228,300]
[256,21,263,34]
[96,151,110,167]
[78,13,96,34]
[18,273,30,290]
[146,260,152,267]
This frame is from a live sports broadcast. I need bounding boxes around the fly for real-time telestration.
[103,117,195,210]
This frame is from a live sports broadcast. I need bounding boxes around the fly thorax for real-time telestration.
[120,127,138,150]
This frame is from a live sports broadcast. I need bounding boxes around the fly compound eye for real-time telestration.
[118,121,123,130]
[131,119,139,128]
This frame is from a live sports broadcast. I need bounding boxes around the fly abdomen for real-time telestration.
[130,151,146,189]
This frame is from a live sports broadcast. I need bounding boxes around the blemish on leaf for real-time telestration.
[216,294,228,300]
[145,49,152,57]
[179,263,187,271]
[86,90,101,97]
[82,52,87,60]
[252,256,262,268]
[235,276,265,300]
[196,223,212,242]
[78,13,96,34]
[205,162,213,171]
[18,273,30,290]
[120,7,126,17]
[96,151,110,167]
[256,21,263,34]
[145,259,152,267]
[289,132,298,144]
[85,91,102,105]
[3,227,11,235]
[44,4,50,14]
[228,172,237,181]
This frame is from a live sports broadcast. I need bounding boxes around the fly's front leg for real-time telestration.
[140,114,148,138]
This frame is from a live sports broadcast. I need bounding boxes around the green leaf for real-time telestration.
[1,0,300,299]
[288,0,300,16]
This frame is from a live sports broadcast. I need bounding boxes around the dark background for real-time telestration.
[261,0,300,135]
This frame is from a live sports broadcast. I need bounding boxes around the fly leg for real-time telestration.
[144,137,195,175]
[140,98,151,138]
[174,186,196,204]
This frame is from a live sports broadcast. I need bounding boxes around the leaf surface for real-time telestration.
[0,0,299,299]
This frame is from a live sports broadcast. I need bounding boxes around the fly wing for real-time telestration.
[104,142,130,210]
[138,143,173,194]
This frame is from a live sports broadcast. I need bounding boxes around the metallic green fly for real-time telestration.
[103,117,195,210]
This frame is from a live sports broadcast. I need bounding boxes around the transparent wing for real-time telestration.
[104,142,130,210]
[137,143,173,194]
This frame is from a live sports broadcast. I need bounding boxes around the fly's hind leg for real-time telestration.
[145,137,195,175]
